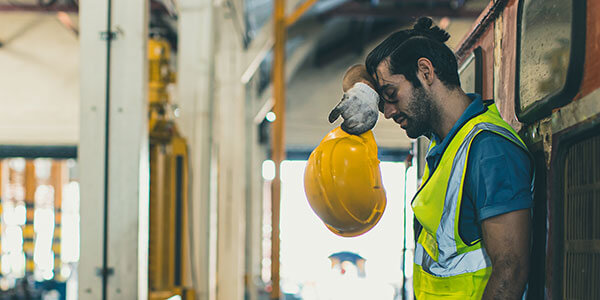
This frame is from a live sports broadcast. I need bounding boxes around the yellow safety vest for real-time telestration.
[412,102,531,299]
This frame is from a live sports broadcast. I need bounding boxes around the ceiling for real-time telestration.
[0,11,79,145]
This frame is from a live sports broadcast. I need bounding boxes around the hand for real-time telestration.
[328,82,380,135]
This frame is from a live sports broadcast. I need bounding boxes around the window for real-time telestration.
[515,0,586,122]
[0,158,79,295]
[458,47,482,95]
[270,160,417,299]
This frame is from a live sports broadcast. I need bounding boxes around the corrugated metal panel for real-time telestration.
[563,134,600,300]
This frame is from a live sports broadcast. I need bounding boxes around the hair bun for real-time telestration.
[414,17,433,31]
[412,17,451,43]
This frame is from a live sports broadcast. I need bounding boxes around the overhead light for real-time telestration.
[439,17,451,30]
[266,112,276,122]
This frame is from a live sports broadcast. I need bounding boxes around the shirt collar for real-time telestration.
[428,93,486,156]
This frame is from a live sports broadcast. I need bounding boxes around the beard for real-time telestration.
[403,87,438,139]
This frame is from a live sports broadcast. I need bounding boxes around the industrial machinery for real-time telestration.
[147,37,194,300]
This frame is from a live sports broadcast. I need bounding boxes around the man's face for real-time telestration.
[375,59,436,139]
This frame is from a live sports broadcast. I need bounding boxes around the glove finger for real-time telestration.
[328,95,349,123]
[340,122,354,134]
[328,107,341,123]
[341,113,377,135]
[341,121,364,135]
[340,117,361,134]
[342,117,359,129]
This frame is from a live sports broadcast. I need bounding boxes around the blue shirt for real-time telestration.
[425,94,533,244]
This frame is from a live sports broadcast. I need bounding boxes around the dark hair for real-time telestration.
[365,17,460,89]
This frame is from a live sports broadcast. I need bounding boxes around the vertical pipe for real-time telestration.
[271,0,285,298]
[102,1,113,298]
[51,162,66,279]
[24,160,36,275]
[0,161,2,274]
[401,166,408,300]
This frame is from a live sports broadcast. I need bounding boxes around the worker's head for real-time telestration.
[365,17,459,138]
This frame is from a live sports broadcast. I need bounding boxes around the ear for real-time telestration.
[417,57,435,86]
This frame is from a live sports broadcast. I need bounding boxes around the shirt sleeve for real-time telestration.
[465,131,534,222]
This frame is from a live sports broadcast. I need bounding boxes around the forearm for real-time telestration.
[343,64,377,92]
[482,260,528,300]
[481,209,531,300]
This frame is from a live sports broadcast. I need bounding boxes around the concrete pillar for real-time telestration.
[79,0,149,299]
[177,0,218,298]
[244,80,267,300]
[178,0,274,297]
[213,4,248,299]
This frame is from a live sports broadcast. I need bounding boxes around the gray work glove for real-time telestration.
[328,82,380,135]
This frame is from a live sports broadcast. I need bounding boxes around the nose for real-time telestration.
[383,102,397,119]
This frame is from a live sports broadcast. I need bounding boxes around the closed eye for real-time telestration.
[383,88,398,103]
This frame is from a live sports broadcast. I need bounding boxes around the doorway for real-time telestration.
[270,160,417,300]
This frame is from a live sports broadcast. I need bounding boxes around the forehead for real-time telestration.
[375,59,391,84]
[375,58,401,89]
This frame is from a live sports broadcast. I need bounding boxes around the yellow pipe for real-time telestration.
[271,0,320,297]
[271,0,285,297]
[285,0,320,27]
[51,161,66,276]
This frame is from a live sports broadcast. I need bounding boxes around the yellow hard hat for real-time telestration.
[304,127,386,237]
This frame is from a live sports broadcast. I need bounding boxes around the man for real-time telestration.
[328,17,534,299]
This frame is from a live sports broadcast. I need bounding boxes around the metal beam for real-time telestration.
[241,37,274,84]
[0,1,170,14]
[268,1,322,297]
[271,0,285,298]
[321,3,482,19]
[0,145,77,159]
[0,4,78,12]
[285,0,320,27]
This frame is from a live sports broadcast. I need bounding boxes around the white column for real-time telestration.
[213,5,248,300]
[79,0,149,299]
[177,0,217,298]
[106,1,149,299]
[245,83,259,300]
[79,0,109,298]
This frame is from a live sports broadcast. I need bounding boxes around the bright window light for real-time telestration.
[277,160,416,300]
[61,182,81,263]
[8,158,25,173]
[34,159,52,180]
[262,160,275,180]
